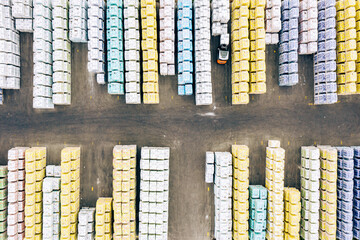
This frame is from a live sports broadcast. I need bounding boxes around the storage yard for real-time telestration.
[0,0,360,240]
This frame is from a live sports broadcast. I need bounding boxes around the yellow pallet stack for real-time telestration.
[356,1,360,92]
[141,0,159,104]
[24,147,46,240]
[232,145,250,240]
[337,0,357,95]
[249,0,266,94]
[284,187,301,240]
[60,147,81,240]
[95,198,113,239]
[231,0,250,104]
[112,145,137,240]
[318,146,337,240]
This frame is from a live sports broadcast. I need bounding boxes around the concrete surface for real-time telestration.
[0,33,359,239]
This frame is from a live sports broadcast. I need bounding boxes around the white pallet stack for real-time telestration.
[33,0,54,109]
[265,0,281,44]
[70,0,87,43]
[139,147,170,240]
[78,208,95,240]
[211,0,230,36]
[205,152,214,183]
[12,0,33,32]
[124,0,141,104]
[214,152,232,240]
[195,0,212,105]
[0,1,21,90]
[87,0,105,85]
[298,0,317,54]
[159,0,175,76]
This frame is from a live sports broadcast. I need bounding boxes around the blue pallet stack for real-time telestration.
[313,0,337,105]
[249,185,267,240]
[107,0,124,95]
[336,147,355,240]
[177,0,193,96]
[278,0,299,86]
[354,147,360,240]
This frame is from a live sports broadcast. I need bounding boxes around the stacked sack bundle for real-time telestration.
[88,0,106,84]
[278,0,299,87]
[112,145,137,240]
[300,146,320,240]
[60,147,81,239]
[52,0,72,105]
[7,147,27,240]
[205,152,214,183]
[284,187,301,239]
[249,185,267,240]
[214,152,232,240]
[69,0,87,42]
[265,0,281,45]
[232,145,249,239]
[33,0,54,109]
[0,166,6,239]
[107,0,125,95]
[159,0,175,76]
[42,165,61,240]
[24,147,47,239]
[124,0,141,104]
[177,0,193,96]
[354,147,360,239]
[194,0,212,105]
[265,140,285,239]
[314,0,337,105]
[336,147,355,240]
[336,0,357,95]
[298,0,318,54]
[318,146,337,240]
[141,0,159,104]
[231,0,250,105]
[211,0,230,36]
[78,207,95,240]
[95,198,113,239]
[12,0,33,32]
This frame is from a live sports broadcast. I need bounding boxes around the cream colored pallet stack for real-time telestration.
[0,166,7,239]
[112,145,137,240]
[232,145,250,240]
[284,187,301,240]
[60,147,81,240]
[265,140,285,240]
[24,147,47,240]
[95,198,113,240]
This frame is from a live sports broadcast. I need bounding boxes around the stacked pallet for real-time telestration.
[298,0,318,54]
[42,167,61,240]
[265,140,285,239]
[60,147,81,239]
[124,0,141,104]
[249,185,267,240]
[107,0,124,95]
[318,146,337,240]
[69,0,87,42]
[95,198,113,239]
[357,2,360,93]
[249,0,266,94]
[284,187,301,239]
[0,166,6,239]
[265,0,281,45]
[33,0,54,109]
[159,0,175,76]
[232,145,249,239]
[139,147,170,240]
[354,147,360,240]
[231,0,250,105]
[78,207,95,240]
[0,89,3,105]
[314,0,337,105]
[12,0,33,32]
[141,0,159,104]
[205,152,214,183]
[300,146,320,240]
[7,148,27,240]
[112,145,136,240]
[88,0,106,84]
[177,0,193,96]
[278,0,299,87]
[211,0,230,36]
[214,152,232,240]
[24,147,47,239]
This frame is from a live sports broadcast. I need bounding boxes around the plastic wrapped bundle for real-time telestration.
[278,0,299,87]
[249,186,267,240]
[354,147,360,240]
[69,0,88,42]
[284,188,301,239]
[95,198,113,239]
[265,0,281,45]
[205,152,214,183]
[106,0,124,95]
[78,208,95,240]
[139,147,170,240]
[12,0,33,32]
[298,0,318,54]
[211,0,230,36]
[177,0,193,96]
[313,0,337,105]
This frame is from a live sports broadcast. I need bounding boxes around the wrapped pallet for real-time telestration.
[249,185,267,240]
[298,0,318,54]
[284,187,301,239]
[354,147,360,239]
[205,152,214,183]
[0,166,7,239]
[69,0,88,42]
[95,198,113,239]
[12,0,33,32]
[265,0,281,44]
[211,0,230,36]
[78,207,95,239]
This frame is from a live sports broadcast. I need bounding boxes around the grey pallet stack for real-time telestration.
[69,0,87,43]
[12,0,33,32]
[298,0,318,54]
[0,166,7,239]
[265,0,281,45]
[78,208,95,240]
